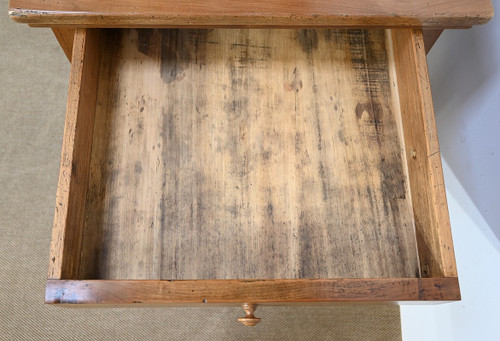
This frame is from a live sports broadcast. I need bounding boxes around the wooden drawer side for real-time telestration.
[391,29,457,278]
[48,29,101,280]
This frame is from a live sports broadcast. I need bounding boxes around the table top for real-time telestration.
[9,0,493,28]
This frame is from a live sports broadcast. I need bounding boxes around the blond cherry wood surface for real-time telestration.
[9,0,493,27]
[45,278,461,304]
[48,28,100,280]
[74,28,420,281]
[392,29,457,278]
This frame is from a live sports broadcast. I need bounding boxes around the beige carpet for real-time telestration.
[0,4,402,340]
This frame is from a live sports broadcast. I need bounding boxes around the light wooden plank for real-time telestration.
[45,278,461,304]
[9,0,494,28]
[78,28,420,280]
[48,29,101,279]
[391,29,458,278]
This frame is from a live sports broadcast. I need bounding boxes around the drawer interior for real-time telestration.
[49,28,457,290]
[78,28,419,280]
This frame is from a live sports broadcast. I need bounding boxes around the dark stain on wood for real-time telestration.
[318,161,329,201]
[160,30,191,84]
[284,68,303,92]
[71,161,78,177]
[337,129,348,145]
[298,215,314,278]
[224,98,249,117]
[297,29,319,53]
[137,29,153,56]
[134,161,142,174]
[349,30,391,98]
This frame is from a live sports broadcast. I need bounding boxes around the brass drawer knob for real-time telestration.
[238,303,261,326]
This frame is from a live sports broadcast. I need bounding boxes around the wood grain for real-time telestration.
[51,28,75,61]
[391,29,458,278]
[423,29,444,54]
[45,278,461,304]
[48,29,101,279]
[9,0,494,28]
[77,28,419,280]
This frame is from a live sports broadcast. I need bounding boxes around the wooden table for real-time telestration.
[9,0,493,326]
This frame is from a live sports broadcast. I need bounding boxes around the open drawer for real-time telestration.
[46,28,459,322]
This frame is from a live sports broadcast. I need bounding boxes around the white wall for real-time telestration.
[401,2,500,340]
